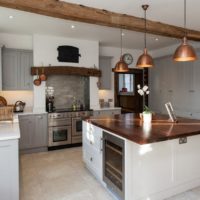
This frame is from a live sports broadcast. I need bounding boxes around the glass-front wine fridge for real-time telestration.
[103,131,125,200]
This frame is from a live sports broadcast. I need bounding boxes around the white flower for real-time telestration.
[137,84,141,89]
[138,89,144,96]
[146,91,150,95]
[143,85,148,92]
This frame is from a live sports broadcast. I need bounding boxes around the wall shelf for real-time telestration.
[31,66,101,77]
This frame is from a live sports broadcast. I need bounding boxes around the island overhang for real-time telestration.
[85,113,200,144]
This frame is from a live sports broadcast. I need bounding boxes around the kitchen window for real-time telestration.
[118,74,135,95]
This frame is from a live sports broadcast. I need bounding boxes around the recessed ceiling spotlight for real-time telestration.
[155,38,159,41]
[71,25,75,29]
[9,15,14,19]
[121,32,125,36]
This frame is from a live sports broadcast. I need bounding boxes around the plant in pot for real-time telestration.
[137,84,152,122]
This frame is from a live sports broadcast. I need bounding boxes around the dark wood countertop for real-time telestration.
[85,113,200,145]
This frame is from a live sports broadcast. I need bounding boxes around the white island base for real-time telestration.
[83,121,200,200]
[0,122,20,200]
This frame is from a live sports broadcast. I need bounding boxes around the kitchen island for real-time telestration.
[83,113,200,200]
[0,121,20,200]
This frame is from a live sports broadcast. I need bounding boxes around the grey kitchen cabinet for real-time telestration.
[18,115,35,150]
[149,52,200,118]
[93,108,121,117]
[99,56,112,89]
[33,114,48,148]
[19,114,48,153]
[2,47,33,90]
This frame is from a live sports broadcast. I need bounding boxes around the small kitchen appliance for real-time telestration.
[14,101,26,112]
[46,87,55,112]
[46,96,55,113]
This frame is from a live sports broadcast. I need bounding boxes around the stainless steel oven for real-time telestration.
[48,110,91,148]
[48,126,71,147]
[103,131,125,200]
[48,113,72,147]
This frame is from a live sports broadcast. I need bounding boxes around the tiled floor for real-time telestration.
[20,147,200,200]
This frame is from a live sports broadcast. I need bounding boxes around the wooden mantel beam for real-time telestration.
[0,0,200,41]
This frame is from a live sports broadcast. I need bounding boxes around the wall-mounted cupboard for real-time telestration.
[99,56,112,90]
[2,47,33,90]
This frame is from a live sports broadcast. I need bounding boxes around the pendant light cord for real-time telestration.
[144,8,147,48]
[120,28,122,56]
[184,0,187,37]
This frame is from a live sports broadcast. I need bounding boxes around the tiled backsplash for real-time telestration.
[46,75,89,109]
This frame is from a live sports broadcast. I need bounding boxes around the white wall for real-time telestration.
[0,33,33,108]
[33,34,99,111]
[0,91,33,108]
[99,46,142,104]
[0,33,33,50]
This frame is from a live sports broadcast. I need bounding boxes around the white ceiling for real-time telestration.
[1,0,198,50]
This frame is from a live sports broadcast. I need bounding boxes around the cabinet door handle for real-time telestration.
[0,145,9,148]
[189,90,195,93]
[90,157,93,162]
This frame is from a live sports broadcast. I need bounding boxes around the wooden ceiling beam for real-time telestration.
[0,0,200,41]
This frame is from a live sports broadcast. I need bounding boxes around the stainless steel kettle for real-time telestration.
[14,101,26,112]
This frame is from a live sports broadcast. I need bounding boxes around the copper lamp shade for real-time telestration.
[114,56,129,72]
[173,37,197,62]
[173,0,197,62]
[137,48,154,68]
[114,28,129,72]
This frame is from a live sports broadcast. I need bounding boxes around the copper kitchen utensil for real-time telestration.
[33,69,41,86]
[39,68,47,81]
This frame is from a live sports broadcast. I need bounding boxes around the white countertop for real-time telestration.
[92,107,121,111]
[0,121,20,141]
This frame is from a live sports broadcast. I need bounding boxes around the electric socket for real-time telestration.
[179,137,187,144]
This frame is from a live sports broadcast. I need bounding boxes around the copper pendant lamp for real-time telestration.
[114,29,129,72]
[173,0,197,62]
[136,5,154,68]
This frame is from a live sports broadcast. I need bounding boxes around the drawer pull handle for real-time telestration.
[100,137,103,151]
